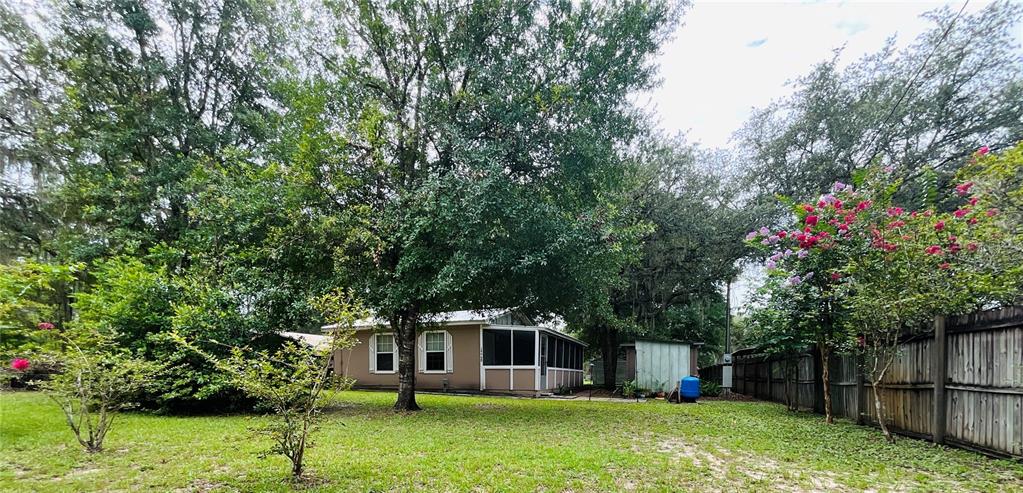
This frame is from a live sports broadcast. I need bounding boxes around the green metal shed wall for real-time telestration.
[635,341,691,392]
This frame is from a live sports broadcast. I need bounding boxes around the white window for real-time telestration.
[372,334,395,373]
[419,330,452,373]
[425,332,445,372]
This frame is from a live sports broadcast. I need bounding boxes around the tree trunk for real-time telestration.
[784,359,796,412]
[871,376,894,443]
[393,314,421,412]
[291,449,304,478]
[599,326,618,390]
[819,342,834,424]
[869,343,896,443]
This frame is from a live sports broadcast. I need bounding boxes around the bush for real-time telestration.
[700,380,721,397]
[618,379,638,398]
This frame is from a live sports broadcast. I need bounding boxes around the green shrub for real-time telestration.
[618,379,638,398]
[700,380,721,397]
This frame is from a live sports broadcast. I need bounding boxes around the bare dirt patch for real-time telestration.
[657,437,847,492]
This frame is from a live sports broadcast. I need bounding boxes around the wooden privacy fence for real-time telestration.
[704,305,1023,459]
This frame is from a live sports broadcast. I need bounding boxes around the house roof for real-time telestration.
[322,309,529,330]
[320,309,588,347]
[619,339,698,347]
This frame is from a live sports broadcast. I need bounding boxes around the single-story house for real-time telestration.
[322,310,586,395]
[592,340,700,392]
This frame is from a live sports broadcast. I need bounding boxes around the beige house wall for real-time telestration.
[332,322,584,395]
[334,324,482,391]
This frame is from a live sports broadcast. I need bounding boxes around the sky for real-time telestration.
[642,0,1005,316]
[645,0,999,149]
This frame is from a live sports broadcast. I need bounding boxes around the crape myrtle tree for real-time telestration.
[840,164,1021,441]
[289,0,682,410]
[738,1,1023,206]
[746,190,853,424]
[580,140,763,389]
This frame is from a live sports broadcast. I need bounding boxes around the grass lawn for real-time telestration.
[1,390,1021,492]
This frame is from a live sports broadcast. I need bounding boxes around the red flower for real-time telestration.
[934,221,945,231]
[855,200,871,211]
[802,204,815,213]
[833,200,843,210]
[777,231,787,238]
[887,207,904,217]
[805,215,819,226]
[977,146,990,156]
[844,213,856,224]
[10,358,29,372]
[968,197,978,206]
[37,322,55,330]
[949,243,961,254]
[830,272,842,281]
[953,208,969,218]
[967,242,978,252]
[838,223,849,232]
[939,262,951,270]
[968,218,978,225]
[925,245,943,255]
[887,220,905,229]
[817,200,827,208]
[955,182,974,196]
[987,208,998,217]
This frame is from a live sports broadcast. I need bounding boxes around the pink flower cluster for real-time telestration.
[748,169,997,281]
[9,321,59,373]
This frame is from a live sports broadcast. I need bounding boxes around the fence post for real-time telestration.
[932,315,947,444]
[812,346,825,414]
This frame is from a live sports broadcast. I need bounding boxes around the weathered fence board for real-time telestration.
[704,305,1023,459]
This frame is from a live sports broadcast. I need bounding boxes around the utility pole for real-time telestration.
[725,280,731,354]
[722,278,734,395]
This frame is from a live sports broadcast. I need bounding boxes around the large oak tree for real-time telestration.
[291,0,680,410]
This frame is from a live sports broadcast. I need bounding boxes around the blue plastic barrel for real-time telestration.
[680,376,700,402]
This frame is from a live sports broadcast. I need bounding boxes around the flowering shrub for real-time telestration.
[746,150,1023,440]
[10,358,30,371]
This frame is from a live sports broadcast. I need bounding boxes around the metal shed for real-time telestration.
[592,340,698,392]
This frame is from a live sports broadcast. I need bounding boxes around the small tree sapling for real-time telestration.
[173,289,362,479]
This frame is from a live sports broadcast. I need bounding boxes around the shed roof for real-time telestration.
[280,331,330,349]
